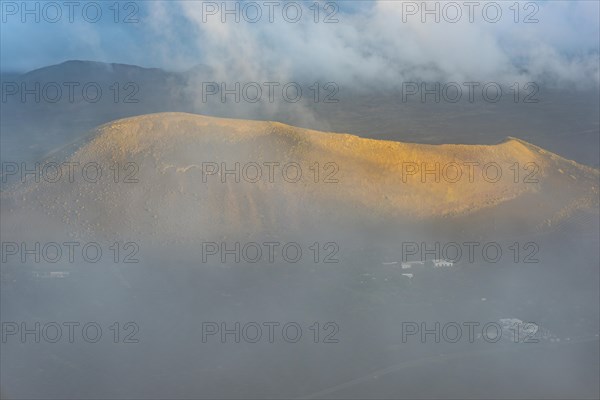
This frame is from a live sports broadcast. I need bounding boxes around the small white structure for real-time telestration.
[32,271,70,279]
[401,273,414,279]
[432,259,453,268]
[382,262,398,266]
[499,318,539,343]
[401,263,412,269]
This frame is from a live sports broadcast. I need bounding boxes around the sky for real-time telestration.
[1,0,599,89]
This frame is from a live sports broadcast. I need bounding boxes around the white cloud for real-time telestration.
[146,0,599,89]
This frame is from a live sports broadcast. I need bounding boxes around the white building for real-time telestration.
[32,271,70,279]
[432,259,453,268]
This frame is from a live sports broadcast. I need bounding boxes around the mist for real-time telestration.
[1,1,599,399]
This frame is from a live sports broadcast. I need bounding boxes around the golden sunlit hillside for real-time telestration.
[2,112,598,243]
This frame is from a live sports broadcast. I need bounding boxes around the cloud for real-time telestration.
[2,0,598,89]
[146,0,599,89]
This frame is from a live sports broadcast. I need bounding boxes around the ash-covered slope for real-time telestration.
[2,112,598,244]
